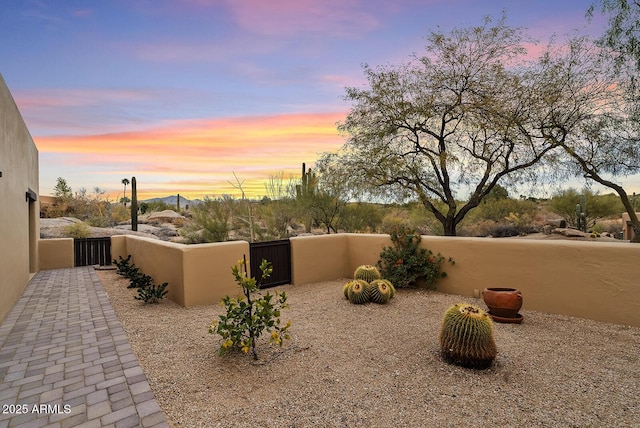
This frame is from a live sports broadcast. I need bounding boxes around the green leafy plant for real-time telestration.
[130,272,153,289]
[135,281,169,304]
[377,226,454,289]
[209,257,291,360]
[114,255,136,277]
[439,303,497,369]
[114,255,144,288]
[114,254,169,302]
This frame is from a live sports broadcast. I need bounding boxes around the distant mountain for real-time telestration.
[141,195,202,207]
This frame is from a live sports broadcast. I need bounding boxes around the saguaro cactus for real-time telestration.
[576,194,587,232]
[131,177,138,231]
[296,163,318,233]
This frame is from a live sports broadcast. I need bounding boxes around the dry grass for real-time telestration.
[96,269,640,427]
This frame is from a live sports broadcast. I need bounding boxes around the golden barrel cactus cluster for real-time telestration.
[342,265,396,305]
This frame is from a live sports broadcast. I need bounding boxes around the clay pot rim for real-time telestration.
[484,287,520,292]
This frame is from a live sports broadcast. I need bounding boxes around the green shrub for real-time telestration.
[209,257,291,360]
[63,222,90,238]
[114,255,135,277]
[135,281,169,304]
[377,226,453,289]
[114,254,169,302]
[109,205,130,224]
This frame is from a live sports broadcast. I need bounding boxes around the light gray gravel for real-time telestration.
[97,270,640,427]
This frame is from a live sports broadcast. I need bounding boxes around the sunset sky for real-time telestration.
[3,0,634,201]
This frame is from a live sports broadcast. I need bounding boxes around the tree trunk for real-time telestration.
[442,218,457,236]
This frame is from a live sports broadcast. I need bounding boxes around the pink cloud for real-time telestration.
[224,0,381,38]
[73,9,92,17]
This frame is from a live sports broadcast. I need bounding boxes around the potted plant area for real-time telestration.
[481,287,523,324]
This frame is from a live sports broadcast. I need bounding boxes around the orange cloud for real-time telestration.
[36,111,347,199]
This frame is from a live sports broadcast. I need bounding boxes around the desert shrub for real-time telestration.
[607,222,623,237]
[487,224,520,238]
[114,255,135,276]
[380,209,413,234]
[86,216,111,228]
[377,226,453,289]
[472,198,538,224]
[109,204,130,224]
[209,257,291,360]
[114,254,168,303]
[63,222,90,238]
[134,279,168,304]
[339,202,384,233]
[181,197,231,243]
[549,188,624,228]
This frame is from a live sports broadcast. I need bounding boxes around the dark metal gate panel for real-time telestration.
[249,239,291,288]
[74,237,112,267]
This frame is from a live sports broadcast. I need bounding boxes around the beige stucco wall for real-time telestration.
[0,74,39,323]
[110,233,640,326]
[111,235,249,307]
[39,239,74,270]
[290,234,350,285]
[342,234,640,327]
[346,233,391,275]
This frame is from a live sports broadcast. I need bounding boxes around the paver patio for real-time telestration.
[0,267,168,428]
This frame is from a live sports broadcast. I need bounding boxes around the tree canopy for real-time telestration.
[318,17,566,235]
[588,0,640,70]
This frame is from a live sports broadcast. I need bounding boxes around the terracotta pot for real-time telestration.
[482,288,523,321]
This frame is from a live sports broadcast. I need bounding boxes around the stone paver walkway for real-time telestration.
[0,267,169,428]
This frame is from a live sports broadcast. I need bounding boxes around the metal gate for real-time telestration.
[249,239,291,288]
[74,237,112,267]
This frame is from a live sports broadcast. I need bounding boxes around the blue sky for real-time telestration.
[3,0,632,200]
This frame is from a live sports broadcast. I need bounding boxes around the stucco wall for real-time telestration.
[111,235,249,306]
[110,233,640,326]
[290,234,350,285]
[39,239,74,270]
[0,74,39,323]
[421,236,640,327]
[342,234,640,327]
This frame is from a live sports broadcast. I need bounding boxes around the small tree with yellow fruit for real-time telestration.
[209,256,291,360]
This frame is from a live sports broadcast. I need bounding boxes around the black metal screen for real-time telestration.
[74,237,112,267]
[249,239,291,288]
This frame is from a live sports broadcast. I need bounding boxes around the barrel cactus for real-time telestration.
[383,279,396,298]
[343,281,351,299]
[439,303,497,369]
[368,279,392,304]
[346,280,370,304]
[353,265,381,283]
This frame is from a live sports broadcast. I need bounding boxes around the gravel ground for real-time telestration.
[96,269,640,427]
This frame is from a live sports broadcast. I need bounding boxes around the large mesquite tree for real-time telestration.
[319,17,563,236]
[534,36,640,241]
